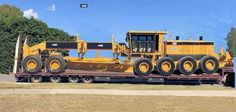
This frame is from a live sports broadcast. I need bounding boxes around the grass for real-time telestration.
[0,82,233,90]
[0,94,235,112]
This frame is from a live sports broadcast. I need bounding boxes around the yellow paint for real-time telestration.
[183,61,193,71]
[76,35,87,58]
[112,35,122,58]
[139,62,149,73]
[21,30,233,74]
[26,59,37,70]
[164,40,215,55]
[218,48,233,67]
[49,60,61,70]
[161,61,171,72]
[23,37,46,58]
[205,60,215,70]
[49,51,61,56]
[63,56,134,73]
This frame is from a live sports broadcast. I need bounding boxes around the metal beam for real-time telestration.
[234,57,236,88]
[13,34,22,74]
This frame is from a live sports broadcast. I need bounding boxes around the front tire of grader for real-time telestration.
[22,55,43,73]
[45,56,66,73]
[156,57,175,76]
[133,58,153,77]
[178,56,197,75]
[200,56,219,74]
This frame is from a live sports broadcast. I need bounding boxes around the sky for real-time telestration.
[1,0,236,57]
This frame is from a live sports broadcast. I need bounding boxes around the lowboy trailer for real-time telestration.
[15,67,233,84]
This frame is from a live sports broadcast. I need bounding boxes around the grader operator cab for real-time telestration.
[127,31,160,55]
[14,30,233,78]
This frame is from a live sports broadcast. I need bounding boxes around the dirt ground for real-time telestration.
[0,75,235,112]
[0,82,234,90]
[0,89,236,97]
[0,94,235,112]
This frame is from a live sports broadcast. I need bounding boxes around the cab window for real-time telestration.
[131,35,154,53]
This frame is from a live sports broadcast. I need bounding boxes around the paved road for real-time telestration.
[0,74,15,82]
[0,89,236,97]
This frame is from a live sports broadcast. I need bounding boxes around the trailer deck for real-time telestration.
[15,67,233,84]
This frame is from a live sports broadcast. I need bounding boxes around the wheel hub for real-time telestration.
[85,77,90,81]
[53,76,58,80]
[27,60,37,70]
[183,61,193,71]
[161,61,171,72]
[34,76,39,80]
[50,60,60,70]
[71,77,76,81]
[206,60,215,70]
[139,62,149,73]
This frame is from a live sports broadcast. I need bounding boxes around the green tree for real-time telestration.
[0,4,72,74]
[225,28,236,56]
[0,4,22,16]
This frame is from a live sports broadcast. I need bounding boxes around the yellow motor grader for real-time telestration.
[14,31,233,77]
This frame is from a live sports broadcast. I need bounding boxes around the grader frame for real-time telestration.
[13,31,233,78]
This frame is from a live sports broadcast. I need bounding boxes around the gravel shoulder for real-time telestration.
[0,74,15,82]
[0,82,234,90]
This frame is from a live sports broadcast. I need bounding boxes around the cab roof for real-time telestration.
[127,30,167,35]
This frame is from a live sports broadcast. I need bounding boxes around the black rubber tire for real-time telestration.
[16,77,25,82]
[200,56,219,74]
[156,57,175,76]
[178,56,197,75]
[22,55,43,73]
[81,77,94,83]
[30,75,42,83]
[133,58,153,77]
[45,56,66,73]
[68,76,79,83]
[50,75,61,83]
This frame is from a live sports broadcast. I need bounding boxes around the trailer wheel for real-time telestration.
[45,56,66,73]
[178,56,197,75]
[50,75,61,83]
[200,56,219,74]
[68,76,79,83]
[22,55,43,73]
[156,57,175,76]
[81,77,93,83]
[133,58,153,76]
[30,75,42,83]
[16,77,25,82]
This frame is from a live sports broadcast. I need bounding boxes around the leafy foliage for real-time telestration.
[0,4,22,16]
[225,28,236,56]
[0,4,72,74]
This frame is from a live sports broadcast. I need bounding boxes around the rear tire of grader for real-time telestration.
[22,55,43,73]
[178,56,197,75]
[200,56,219,74]
[45,56,66,73]
[156,57,175,76]
[133,58,153,77]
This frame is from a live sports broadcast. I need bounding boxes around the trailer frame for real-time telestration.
[15,67,233,84]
